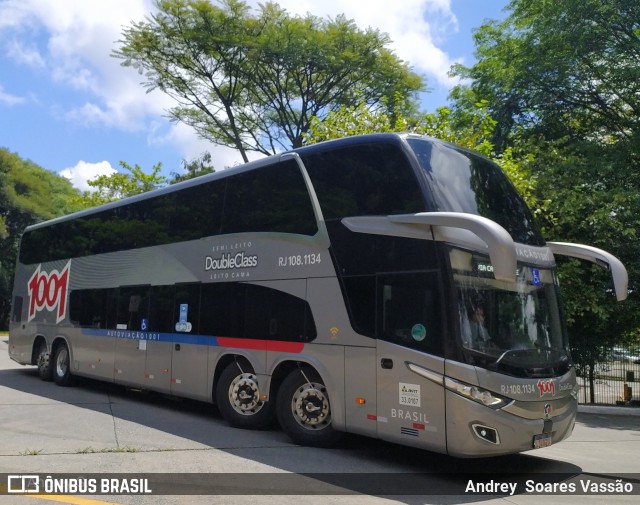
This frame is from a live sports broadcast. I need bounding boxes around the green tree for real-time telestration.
[451,0,640,155]
[114,0,424,162]
[0,148,81,329]
[170,152,216,184]
[73,161,167,208]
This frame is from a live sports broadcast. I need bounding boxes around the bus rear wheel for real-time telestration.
[216,361,274,429]
[276,367,342,447]
[52,342,73,386]
[35,342,53,381]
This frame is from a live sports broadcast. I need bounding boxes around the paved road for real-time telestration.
[1,336,639,504]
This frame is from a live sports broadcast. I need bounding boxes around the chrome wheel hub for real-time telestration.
[229,373,263,415]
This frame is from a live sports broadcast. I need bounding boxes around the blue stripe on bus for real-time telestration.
[79,328,306,354]
[81,328,217,346]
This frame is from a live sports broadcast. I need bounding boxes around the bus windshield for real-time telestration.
[408,137,545,246]
[451,248,570,378]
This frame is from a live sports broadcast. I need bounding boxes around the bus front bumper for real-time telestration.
[445,391,577,458]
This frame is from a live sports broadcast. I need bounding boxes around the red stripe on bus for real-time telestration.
[216,337,304,354]
[217,337,264,350]
[266,341,304,353]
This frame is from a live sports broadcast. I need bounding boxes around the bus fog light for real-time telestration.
[444,377,512,409]
[472,424,500,444]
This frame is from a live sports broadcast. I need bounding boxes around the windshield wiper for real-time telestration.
[494,346,568,367]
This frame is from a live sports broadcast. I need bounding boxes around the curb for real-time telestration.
[578,404,640,416]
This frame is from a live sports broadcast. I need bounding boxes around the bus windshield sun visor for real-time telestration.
[547,242,628,302]
[342,212,517,283]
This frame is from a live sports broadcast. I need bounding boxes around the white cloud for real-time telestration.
[252,0,461,89]
[64,102,112,127]
[6,38,45,68]
[59,160,117,192]
[149,122,260,174]
[0,84,25,105]
[0,0,33,29]
[0,0,164,131]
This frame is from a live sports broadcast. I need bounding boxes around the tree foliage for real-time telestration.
[451,0,640,154]
[73,161,167,208]
[73,153,217,209]
[170,151,216,183]
[0,148,81,328]
[114,0,424,162]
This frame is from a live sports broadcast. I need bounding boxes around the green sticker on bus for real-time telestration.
[411,324,427,342]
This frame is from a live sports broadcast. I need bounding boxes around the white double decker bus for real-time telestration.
[9,133,627,457]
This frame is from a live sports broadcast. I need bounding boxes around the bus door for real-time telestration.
[171,283,209,399]
[144,285,175,393]
[375,272,447,451]
[114,286,151,386]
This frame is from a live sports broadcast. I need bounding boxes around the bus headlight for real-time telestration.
[444,377,512,410]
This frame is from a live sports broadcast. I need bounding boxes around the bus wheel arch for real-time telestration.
[51,338,73,387]
[214,355,275,429]
[275,363,343,447]
[32,336,53,382]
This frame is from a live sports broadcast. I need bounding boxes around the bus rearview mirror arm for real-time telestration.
[547,242,628,302]
[342,212,517,283]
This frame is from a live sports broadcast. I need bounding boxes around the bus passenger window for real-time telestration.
[244,284,316,342]
[222,160,317,236]
[69,289,110,328]
[148,285,175,333]
[200,283,244,337]
[117,286,150,332]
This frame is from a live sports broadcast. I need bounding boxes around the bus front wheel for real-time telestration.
[216,361,274,429]
[52,342,73,386]
[276,367,342,447]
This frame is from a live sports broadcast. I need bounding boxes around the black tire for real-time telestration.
[52,341,73,386]
[276,367,342,447]
[216,361,275,429]
[35,341,53,381]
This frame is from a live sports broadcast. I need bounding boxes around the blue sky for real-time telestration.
[0,0,509,191]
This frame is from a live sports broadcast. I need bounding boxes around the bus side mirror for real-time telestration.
[342,212,517,283]
[547,242,628,301]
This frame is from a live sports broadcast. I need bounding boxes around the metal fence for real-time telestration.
[575,345,640,405]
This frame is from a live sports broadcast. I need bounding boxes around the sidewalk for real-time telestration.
[578,404,640,416]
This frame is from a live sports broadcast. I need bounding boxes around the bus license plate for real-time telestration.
[533,433,552,449]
